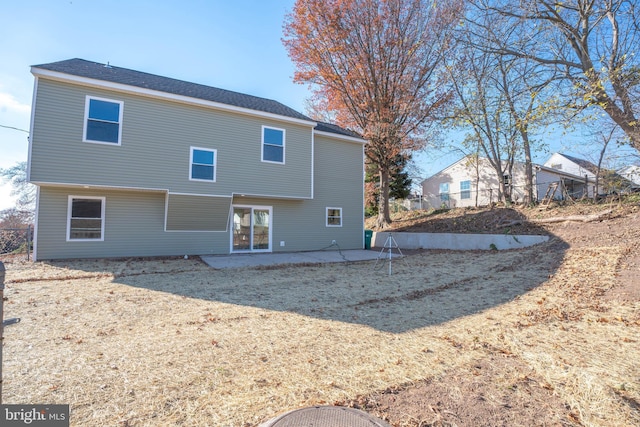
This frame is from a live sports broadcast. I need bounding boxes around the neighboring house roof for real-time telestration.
[32,58,360,139]
[419,156,481,184]
[553,153,600,175]
[420,154,597,185]
[534,164,596,182]
[551,153,638,189]
[617,165,640,186]
[314,121,362,139]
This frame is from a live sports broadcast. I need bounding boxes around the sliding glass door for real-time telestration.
[232,206,271,252]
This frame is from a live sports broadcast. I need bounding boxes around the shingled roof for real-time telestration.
[558,153,599,175]
[313,121,363,139]
[32,58,335,130]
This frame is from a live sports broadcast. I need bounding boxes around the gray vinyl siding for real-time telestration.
[35,187,230,260]
[166,194,231,231]
[233,134,365,252]
[294,134,364,250]
[30,79,313,198]
[31,78,365,260]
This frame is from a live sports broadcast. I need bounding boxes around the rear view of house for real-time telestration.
[28,59,366,260]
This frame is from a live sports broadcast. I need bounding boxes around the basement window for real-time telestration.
[326,207,342,227]
[67,196,105,241]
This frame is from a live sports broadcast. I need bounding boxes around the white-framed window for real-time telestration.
[326,207,342,227]
[190,147,217,182]
[67,196,105,241]
[262,126,285,164]
[83,96,123,145]
[460,180,471,199]
[439,182,449,202]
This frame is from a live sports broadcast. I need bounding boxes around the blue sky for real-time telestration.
[0,0,311,210]
[0,0,637,211]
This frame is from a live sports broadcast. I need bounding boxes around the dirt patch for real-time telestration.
[1,202,639,426]
[341,355,576,426]
[366,201,638,236]
[613,248,640,301]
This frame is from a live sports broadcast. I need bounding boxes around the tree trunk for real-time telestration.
[376,167,392,228]
[595,83,640,153]
[520,128,534,205]
[490,160,506,204]
[503,163,513,205]
[474,159,481,208]
[594,131,612,200]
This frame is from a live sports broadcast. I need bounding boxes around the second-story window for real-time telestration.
[190,147,217,182]
[84,96,123,145]
[262,126,285,164]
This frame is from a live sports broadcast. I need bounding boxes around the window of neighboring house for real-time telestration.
[439,183,449,202]
[84,96,123,144]
[503,174,512,186]
[190,147,216,182]
[67,196,105,241]
[460,180,471,199]
[262,126,285,164]
[326,207,342,227]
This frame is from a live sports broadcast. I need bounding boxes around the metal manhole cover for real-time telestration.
[259,405,391,427]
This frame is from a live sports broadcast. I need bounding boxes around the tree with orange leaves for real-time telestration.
[283,0,463,228]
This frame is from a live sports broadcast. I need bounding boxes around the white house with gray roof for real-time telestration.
[28,59,366,260]
[420,154,599,208]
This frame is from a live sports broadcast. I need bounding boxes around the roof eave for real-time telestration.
[31,66,317,127]
[536,164,597,181]
[313,129,367,144]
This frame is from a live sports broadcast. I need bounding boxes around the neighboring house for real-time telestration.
[420,154,598,208]
[28,59,366,260]
[545,152,636,194]
[544,152,597,179]
[617,165,640,191]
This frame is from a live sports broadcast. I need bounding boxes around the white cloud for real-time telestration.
[0,91,31,114]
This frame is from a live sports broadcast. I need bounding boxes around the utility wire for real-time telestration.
[0,124,29,133]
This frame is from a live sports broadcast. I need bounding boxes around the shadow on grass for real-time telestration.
[42,211,568,333]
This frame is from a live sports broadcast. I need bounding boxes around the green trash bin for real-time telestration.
[364,229,373,249]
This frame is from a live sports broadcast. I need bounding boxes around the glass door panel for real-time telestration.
[252,209,270,250]
[233,208,251,251]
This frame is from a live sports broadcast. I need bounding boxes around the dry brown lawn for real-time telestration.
[2,204,639,426]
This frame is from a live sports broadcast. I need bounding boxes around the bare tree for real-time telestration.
[0,161,35,218]
[284,0,463,227]
[448,31,520,204]
[469,0,640,153]
[498,57,555,205]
